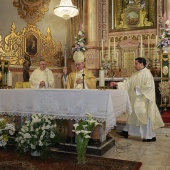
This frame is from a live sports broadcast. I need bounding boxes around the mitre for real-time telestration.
[73,51,85,63]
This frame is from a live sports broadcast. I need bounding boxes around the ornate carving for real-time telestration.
[4,23,63,67]
[110,0,155,31]
[13,0,51,25]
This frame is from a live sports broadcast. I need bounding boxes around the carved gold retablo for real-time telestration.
[4,23,63,67]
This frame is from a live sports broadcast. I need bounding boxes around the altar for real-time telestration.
[0,89,131,142]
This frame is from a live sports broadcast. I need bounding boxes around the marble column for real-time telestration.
[87,0,97,46]
[167,0,170,20]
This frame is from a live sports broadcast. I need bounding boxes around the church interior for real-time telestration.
[0,0,170,169]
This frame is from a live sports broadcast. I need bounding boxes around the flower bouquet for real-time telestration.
[72,112,99,164]
[157,19,170,52]
[15,114,59,156]
[101,60,111,70]
[0,118,15,147]
[72,31,86,53]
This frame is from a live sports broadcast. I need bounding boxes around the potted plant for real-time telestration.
[15,114,60,156]
[0,118,15,148]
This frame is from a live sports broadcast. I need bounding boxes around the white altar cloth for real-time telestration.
[0,89,131,134]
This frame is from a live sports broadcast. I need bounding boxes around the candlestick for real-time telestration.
[7,71,12,87]
[108,39,110,59]
[101,39,104,61]
[148,35,150,59]
[140,35,143,57]
[64,45,67,67]
[114,37,116,59]
[155,35,158,60]
[99,70,105,86]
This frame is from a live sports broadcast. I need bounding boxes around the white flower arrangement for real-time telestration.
[15,114,58,154]
[157,19,170,49]
[101,60,111,70]
[72,31,86,53]
[72,112,100,162]
[0,118,15,147]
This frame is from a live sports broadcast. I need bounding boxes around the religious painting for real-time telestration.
[126,11,139,26]
[109,0,156,32]
[25,34,38,56]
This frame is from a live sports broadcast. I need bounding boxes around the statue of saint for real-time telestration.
[23,54,31,82]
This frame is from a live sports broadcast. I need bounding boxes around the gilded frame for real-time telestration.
[109,0,157,32]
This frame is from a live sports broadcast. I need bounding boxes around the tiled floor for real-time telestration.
[102,114,170,170]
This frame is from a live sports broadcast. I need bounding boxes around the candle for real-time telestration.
[7,71,12,86]
[101,39,104,61]
[155,35,157,46]
[155,35,158,60]
[64,55,66,67]
[148,35,150,58]
[114,37,116,59]
[99,70,105,86]
[140,35,143,57]
[108,39,110,59]
[64,45,67,67]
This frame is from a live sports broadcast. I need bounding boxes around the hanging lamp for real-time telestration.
[54,0,79,20]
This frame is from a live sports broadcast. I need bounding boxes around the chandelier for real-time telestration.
[54,0,79,20]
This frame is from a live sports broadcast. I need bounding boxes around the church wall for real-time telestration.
[0,0,74,88]
[0,0,69,48]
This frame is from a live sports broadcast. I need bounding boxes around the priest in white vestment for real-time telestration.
[110,57,164,142]
[29,58,55,89]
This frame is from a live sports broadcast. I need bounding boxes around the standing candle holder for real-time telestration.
[162,96,169,111]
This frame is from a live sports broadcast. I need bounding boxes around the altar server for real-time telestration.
[110,57,164,142]
[29,58,55,89]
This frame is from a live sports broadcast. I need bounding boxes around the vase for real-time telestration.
[162,46,169,53]
[31,150,40,156]
[76,137,88,164]
[104,70,109,77]
[77,149,86,165]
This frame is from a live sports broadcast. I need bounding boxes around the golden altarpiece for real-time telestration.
[0,23,64,88]
[105,0,159,77]
[0,0,67,88]
[82,0,163,108]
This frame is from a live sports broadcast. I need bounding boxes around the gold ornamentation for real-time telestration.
[117,4,146,29]
[110,0,155,31]
[13,0,51,25]
[4,23,62,67]
[162,66,169,76]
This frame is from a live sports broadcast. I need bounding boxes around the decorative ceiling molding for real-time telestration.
[13,0,51,25]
